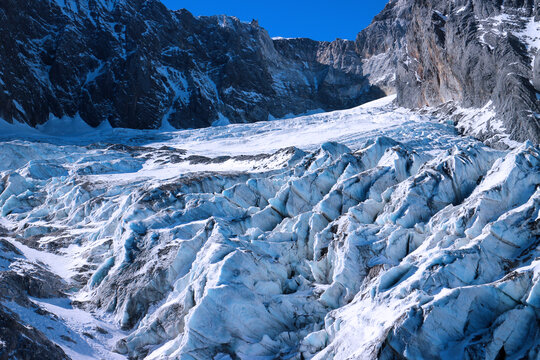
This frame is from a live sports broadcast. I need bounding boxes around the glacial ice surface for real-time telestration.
[0,96,539,359]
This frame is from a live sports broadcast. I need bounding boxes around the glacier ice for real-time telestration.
[0,99,539,359]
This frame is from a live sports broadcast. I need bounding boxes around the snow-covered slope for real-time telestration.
[0,97,539,359]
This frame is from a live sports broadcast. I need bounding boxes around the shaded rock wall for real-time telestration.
[0,0,383,130]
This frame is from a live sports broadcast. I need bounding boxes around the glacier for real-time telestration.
[0,96,539,359]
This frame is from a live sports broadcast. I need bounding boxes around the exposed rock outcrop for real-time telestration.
[395,0,540,143]
[355,0,412,93]
[0,304,69,360]
[534,49,540,91]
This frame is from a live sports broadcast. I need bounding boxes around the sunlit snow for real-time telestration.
[0,95,539,359]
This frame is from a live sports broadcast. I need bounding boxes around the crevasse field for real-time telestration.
[0,96,539,359]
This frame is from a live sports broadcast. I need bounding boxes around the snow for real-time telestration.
[272,37,301,40]
[456,6,467,14]
[8,298,126,360]
[0,95,539,359]
[84,62,105,86]
[211,113,231,127]
[434,10,447,21]
[440,100,525,149]
[270,108,326,121]
[476,12,540,65]
[4,238,76,281]
[516,16,540,55]
[0,95,450,159]
[359,94,396,108]
[36,113,97,136]
[455,101,499,134]
[154,95,458,157]
[12,100,26,115]
[158,118,176,131]
[156,66,190,106]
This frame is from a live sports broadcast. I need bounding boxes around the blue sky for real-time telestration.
[160,0,389,41]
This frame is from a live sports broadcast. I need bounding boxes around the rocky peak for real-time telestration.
[391,0,540,144]
[355,0,410,57]
[352,0,411,94]
[0,0,383,130]
[346,0,540,144]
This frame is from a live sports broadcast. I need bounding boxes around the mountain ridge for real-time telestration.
[2,0,540,144]
[0,0,383,130]
[1,2,540,359]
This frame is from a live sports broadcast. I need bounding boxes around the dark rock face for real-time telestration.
[0,267,67,304]
[394,0,540,143]
[0,240,69,360]
[534,50,540,91]
[352,0,540,143]
[0,304,69,360]
[0,0,383,130]
[355,0,412,93]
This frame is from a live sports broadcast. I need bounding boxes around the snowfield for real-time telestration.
[0,96,539,359]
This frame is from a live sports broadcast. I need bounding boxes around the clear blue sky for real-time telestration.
[160,0,389,41]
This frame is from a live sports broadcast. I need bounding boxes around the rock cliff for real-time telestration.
[0,0,382,130]
[395,0,540,143]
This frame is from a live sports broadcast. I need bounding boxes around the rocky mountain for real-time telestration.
[388,0,540,144]
[354,0,411,94]
[362,0,540,145]
[2,1,540,359]
[2,0,540,145]
[0,0,383,130]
